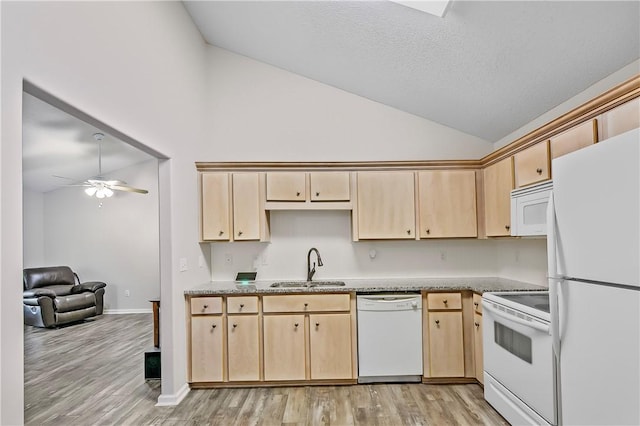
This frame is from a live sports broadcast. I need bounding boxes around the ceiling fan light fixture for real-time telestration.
[85,186,97,196]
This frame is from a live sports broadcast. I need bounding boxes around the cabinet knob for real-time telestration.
[426,229,430,234]
[304,303,308,308]
[294,323,299,328]
[475,322,480,328]
[232,323,237,329]
[315,322,320,327]
[536,168,543,174]
[211,324,217,329]
[239,304,244,310]
[443,300,448,305]
[505,225,510,231]
[406,229,411,235]
[218,230,224,236]
[203,305,208,309]
[238,230,243,236]
[435,319,440,325]
[296,191,301,196]
[316,192,320,196]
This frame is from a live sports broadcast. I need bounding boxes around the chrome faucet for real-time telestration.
[307,247,323,281]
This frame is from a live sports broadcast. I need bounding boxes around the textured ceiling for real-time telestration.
[22,93,155,193]
[184,0,640,142]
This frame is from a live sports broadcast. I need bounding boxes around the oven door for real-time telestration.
[482,299,555,424]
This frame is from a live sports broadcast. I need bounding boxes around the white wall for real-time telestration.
[1,2,210,422]
[42,159,159,312]
[22,189,45,268]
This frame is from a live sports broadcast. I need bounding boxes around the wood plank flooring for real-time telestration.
[25,314,507,425]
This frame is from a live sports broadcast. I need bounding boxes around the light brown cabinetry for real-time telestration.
[226,295,260,382]
[262,293,354,382]
[550,119,597,160]
[472,293,483,385]
[483,158,514,237]
[514,141,550,188]
[418,170,477,238]
[189,297,224,383]
[601,98,640,140]
[356,171,416,240]
[424,292,465,378]
[266,172,306,201]
[200,172,267,242]
[309,172,350,201]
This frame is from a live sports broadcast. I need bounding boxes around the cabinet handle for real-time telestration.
[475,322,480,328]
[426,229,430,235]
[296,191,301,197]
[232,323,237,329]
[505,225,510,231]
[211,324,217,329]
[218,230,224,236]
[238,230,243,236]
[536,168,543,175]
[435,319,440,325]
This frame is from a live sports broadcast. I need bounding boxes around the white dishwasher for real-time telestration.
[357,293,423,383]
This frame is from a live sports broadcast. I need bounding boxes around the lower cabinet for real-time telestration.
[427,311,465,377]
[191,315,224,382]
[309,313,353,380]
[263,314,306,381]
[227,314,260,382]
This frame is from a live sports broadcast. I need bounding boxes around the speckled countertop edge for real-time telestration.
[184,277,547,296]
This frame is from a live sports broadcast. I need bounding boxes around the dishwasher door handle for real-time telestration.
[359,296,419,303]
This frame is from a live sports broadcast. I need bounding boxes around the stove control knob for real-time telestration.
[411,301,418,309]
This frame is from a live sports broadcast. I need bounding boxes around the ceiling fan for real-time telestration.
[76,132,149,198]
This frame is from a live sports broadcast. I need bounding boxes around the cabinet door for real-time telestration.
[309,314,353,380]
[550,119,597,160]
[232,173,260,240]
[473,312,484,384]
[514,141,550,188]
[418,170,477,238]
[263,314,306,381]
[191,316,224,382]
[310,172,350,201]
[266,172,306,201]
[357,171,415,239]
[483,158,513,237]
[227,315,260,382]
[602,98,640,139]
[428,311,464,377]
[201,173,230,241]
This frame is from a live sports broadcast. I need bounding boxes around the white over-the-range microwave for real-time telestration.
[510,180,553,237]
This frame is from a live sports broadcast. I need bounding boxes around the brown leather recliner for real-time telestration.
[23,266,107,328]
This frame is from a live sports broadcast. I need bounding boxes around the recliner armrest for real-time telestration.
[71,281,107,293]
[23,288,57,298]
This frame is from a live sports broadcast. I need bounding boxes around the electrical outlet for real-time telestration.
[179,257,188,272]
[125,289,130,297]
[224,253,233,265]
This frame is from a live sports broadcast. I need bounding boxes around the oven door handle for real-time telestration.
[482,301,550,334]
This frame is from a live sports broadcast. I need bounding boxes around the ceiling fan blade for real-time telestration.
[108,184,149,194]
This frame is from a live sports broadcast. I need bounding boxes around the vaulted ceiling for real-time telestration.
[184,0,640,142]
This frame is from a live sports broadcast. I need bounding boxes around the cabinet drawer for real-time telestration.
[190,297,223,315]
[427,293,462,310]
[263,294,350,313]
[227,296,259,314]
[473,293,483,314]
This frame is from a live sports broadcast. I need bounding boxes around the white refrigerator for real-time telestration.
[547,127,640,425]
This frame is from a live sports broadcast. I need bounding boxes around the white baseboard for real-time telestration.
[103,309,152,314]
[156,383,190,406]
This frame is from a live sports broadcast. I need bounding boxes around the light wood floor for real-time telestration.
[25,314,507,425]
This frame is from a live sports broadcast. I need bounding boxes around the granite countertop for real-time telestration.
[184,277,547,296]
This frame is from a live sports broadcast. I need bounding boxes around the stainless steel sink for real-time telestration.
[269,281,346,288]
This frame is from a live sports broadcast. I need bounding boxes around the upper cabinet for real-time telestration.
[483,158,514,237]
[355,171,416,240]
[200,172,268,242]
[309,172,350,201]
[418,170,477,238]
[201,173,231,241]
[550,119,597,160]
[601,97,640,140]
[514,141,550,188]
[266,172,306,201]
